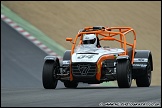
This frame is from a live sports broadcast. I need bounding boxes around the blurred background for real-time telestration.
[2,1,161,86]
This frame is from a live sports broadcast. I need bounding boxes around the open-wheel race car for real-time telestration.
[42,26,153,89]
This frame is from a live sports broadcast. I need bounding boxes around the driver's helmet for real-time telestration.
[82,34,97,46]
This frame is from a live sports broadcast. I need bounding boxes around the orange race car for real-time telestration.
[42,26,153,89]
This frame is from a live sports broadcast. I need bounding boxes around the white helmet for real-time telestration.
[83,34,97,46]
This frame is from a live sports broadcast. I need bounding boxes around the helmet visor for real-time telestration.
[83,38,96,44]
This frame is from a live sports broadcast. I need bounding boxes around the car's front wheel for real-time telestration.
[42,60,59,89]
[116,60,132,88]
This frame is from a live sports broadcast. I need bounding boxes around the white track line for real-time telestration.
[1,14,63,60]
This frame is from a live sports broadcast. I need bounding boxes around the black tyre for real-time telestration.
[64,81,78,88]
[136,60,151,87]
[116,60,132,88]
[42,60,59,89]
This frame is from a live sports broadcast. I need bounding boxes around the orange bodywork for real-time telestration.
[96,54,115,80]
[66,26,136,81]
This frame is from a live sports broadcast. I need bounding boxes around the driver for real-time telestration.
[82,34,101,48]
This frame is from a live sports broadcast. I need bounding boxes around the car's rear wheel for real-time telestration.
[116,60,132,88]
[136,60,151,87]
[64,81,78,88]
[42,60,59,89]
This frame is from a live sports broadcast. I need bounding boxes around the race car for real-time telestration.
[42,26,153,89]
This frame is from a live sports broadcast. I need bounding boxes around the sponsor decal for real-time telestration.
[63,60,70,64]
[134,58,148,62]
[132,64,147,67]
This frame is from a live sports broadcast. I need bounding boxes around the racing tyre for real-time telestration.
[136,60,151,87]
[64,81,78,88]
[116,60,132,88]
[42,60,59,89]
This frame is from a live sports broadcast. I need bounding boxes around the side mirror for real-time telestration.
[100,37,115,41]
[66,38,74,44]
[66,38,73,41]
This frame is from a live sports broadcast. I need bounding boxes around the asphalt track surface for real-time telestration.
[1,20,161,107]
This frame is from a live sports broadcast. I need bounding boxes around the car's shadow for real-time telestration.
[58,86,139,90]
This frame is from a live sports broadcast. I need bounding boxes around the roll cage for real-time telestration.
[66,26,136,64]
